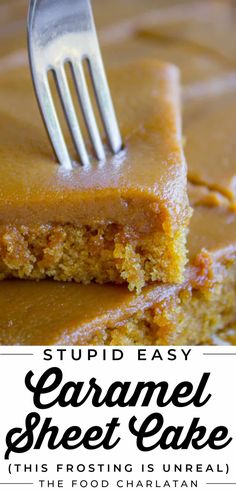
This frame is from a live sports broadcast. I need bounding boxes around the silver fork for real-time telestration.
[27,0,122,170]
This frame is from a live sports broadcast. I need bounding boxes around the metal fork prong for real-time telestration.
[37,75,72,170]
[89,56,123,155]
[54,66,90,167]
[71,61,106,162]
[28,0,123,168]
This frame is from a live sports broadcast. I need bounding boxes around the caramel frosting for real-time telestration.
[139,8,236,65]
[103,37,229,87]
[0,0,231,84]
[188,183,230,208]
[0,0,236,346]
[0,280,177,345]
[0,60,188,236]
[188,204,236,262]
[184,91,236,202]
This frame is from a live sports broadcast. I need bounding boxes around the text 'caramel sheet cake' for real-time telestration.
[0,0,236,346]
[0,60,190,293]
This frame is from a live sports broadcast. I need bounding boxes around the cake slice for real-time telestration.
[0,185,235,346]
[0,60,190,292]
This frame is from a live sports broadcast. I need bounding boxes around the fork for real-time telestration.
[27,0,122,170]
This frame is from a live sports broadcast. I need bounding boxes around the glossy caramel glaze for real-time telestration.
[138,1,236,65]
[0,59,191,290]
[188,204,236,261]
[0,0,236,345]
[0,61,189,236]
[184,92,236,203]
[0,280,177,345]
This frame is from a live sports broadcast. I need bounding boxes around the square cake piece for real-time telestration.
[0,60,190,292]
[0,189,236,346]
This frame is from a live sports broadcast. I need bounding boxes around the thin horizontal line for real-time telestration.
[206,483,236,485]
[0,354,34,356]
[0,484,34,486]
[203,353,236,356]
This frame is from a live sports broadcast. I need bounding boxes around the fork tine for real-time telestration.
[54,66,90,167]
[36,74,72,170]
[88,55,123,155]
[71,61,106,162]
